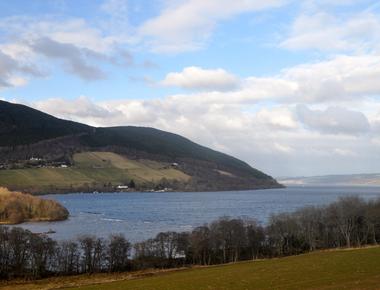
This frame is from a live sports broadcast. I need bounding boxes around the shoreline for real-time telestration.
[10,183,285,196]
[0,217,68,225]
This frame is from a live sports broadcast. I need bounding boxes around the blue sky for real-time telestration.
[0,0,379,176]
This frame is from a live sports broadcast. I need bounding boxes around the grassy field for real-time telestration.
[0,152,190,192]
[3,247,380,290]
[73,152,189,182]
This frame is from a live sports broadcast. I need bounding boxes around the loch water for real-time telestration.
[18,186,380,242]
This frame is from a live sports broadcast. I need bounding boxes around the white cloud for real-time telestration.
[0,15,137,83]
[0,50,41,88]
[333,148,356,157]
[296,105,371,135]
[255,107,298,130]
[7,77,28,87]
[243,77,297,102]
[159,54,380,105]
[161,66,239,91]
[281,11,380,52]
[278,54,380,102]
[0,17,119,53]
[32,37,107,81]
[138,0,287,52]
[273,142,294,154]
[34,96,121,126]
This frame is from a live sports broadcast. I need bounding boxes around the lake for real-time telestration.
[17,186,380,242]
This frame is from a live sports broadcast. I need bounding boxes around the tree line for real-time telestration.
[1,196,380,280]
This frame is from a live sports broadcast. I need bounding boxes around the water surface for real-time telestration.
[18,186,380,242]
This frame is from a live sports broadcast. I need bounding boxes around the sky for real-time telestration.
[0,0,379,177]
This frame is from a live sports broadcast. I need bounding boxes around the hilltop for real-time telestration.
[0,100,281,193]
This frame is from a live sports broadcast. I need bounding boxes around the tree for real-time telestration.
[295,206,323,251]
[128,179,136,189]
[8,227,31,276]
[189,226,212,265]
[327,197,367,248]
[79,236,96,273]
[107,234,131,272]
[57,241,80,275]
[29,235,56,278]
[245,220,265,260]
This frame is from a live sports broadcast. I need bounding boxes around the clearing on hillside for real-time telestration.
[73,152,190,183]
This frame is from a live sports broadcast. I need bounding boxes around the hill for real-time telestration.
[0,100,281,193]
[0,100,92,146]
[278,173,380,186]
[5,247,380,290]
[0,188,68,224]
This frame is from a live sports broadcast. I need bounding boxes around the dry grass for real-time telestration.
[0,268,188,290]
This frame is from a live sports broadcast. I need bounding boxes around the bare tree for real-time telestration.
[327,197,366,248]
[29,235,56,278]
[107,234,131,272]
[245,220,265,260]
[189,226,212,265]
[57,240,80,275]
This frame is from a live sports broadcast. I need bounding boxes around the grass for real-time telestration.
[73,152,190,183]
[0,152,190,193]
[71,247,380,290]
[3,247,380,290]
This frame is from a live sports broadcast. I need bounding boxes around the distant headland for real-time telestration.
[0,187,69,224]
